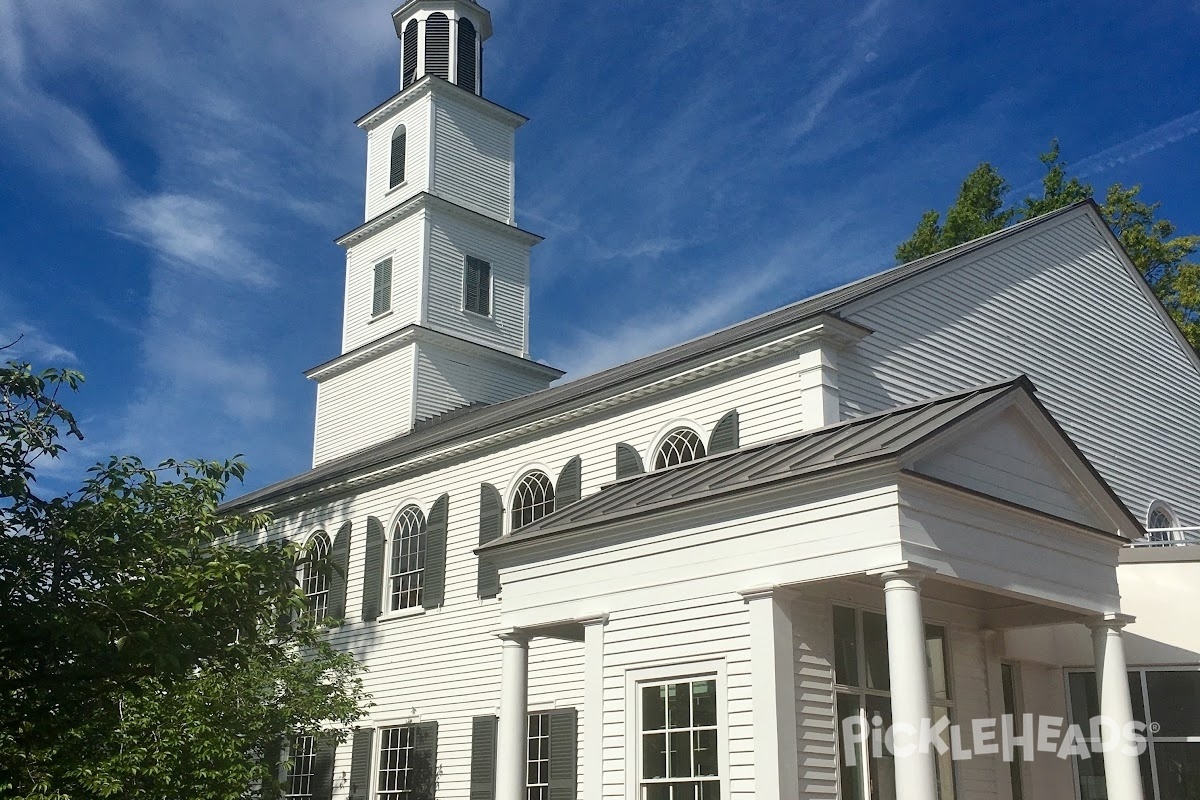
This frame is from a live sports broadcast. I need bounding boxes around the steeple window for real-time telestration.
[373,258,393,317]
[390,125,407,188]
[457,18,477,92]
[402,19,418,89]
[464,256,491,316]
[425,13,450,81]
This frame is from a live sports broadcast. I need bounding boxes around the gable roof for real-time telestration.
[223,201,1109,512]
[482,376,1141,550]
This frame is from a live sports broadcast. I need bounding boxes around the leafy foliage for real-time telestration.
[0,360,368,800]
[895,140,1200,348]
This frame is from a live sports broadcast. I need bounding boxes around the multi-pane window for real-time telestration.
[639,678,720,800]
[1068,667,1200,800]
[832,605,956,800]
[286,735,316,800]
[511,471,554,531]
[373,258,393,316]
[1146,502,1178,543]
[654,429,706,470]
[527,713,550,800]
[377,726,417,800]
[301,531,331,622]
[464,256,491,316]
[391,506,426,611]
[390,125,407,188]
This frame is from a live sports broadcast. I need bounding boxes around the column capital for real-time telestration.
[496,627,531,645]
[870,562,938,588]
[738,585,799,603]
[577,613,609,628]
[1085,612,1137,631]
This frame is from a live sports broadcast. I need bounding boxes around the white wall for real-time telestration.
[432,91,514,223]
[342,212,426,352]
[413,340,549,424]
[364,95,431,220]
[313,344,416,466]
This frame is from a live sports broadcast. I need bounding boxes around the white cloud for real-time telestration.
[0,322,79,366]
[1074,108,1200,177]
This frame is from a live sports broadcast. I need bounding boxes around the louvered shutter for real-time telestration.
[276,537,295,633]
[348,728,374,800]
[477,483,503,598]
[464,257,480,314]
[425,13,450,80]
[476,259,491,315]
[373,259,392,316]
[554,456,582,508]
[402,19,418,88]
[413,721,439,800]
[389,127,406,188]
[311,739,337,800]
[327,521,352,623]
[263,738,283,793]
[707,409,739,455]
[361,517,386,621]
[469,715,498,800]
[457,18,477,91]
[422,494,449,609]
[547,708,578,800]
[614,443,644,479]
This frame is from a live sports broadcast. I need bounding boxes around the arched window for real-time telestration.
[425,13,450,80]
[511,471,555,530]
[456,18,477,91]
[1147,501,1179,543]
[402,19,418,88]
[302,531,331,621]
[654,428,706,470]
[390,125,406,189]
[391,506,427,610]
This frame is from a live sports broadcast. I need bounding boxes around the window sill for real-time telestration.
[379,605,426,623]
[369,309,394,324]
[462,307,494,322]
[385,180,409,197]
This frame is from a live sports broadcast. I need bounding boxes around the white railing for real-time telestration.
[1129,526,1200,547]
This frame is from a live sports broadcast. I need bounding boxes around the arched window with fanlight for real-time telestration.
[654,428,706,470]
[389,125,406,189]
[425,13,450,80]
[511,471,555,531]
[302,530,332,622]
[391,505,427,610]
[1147,501,1179,543]
[456,17,477,92]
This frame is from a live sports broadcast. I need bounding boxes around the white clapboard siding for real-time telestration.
[431,92,514,222]
[342,212,425,352]
[364,95,431,220]
[413,341,550,423]
[312,345,415,466]
[838,211,1200,526]
[425,211,529,356]
[791,596,838,799]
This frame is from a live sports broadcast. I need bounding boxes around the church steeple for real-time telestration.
[305,0,562,468]
[392,0,492,95]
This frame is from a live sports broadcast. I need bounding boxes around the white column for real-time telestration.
[881,570,938,800]
[741,587,799,800]
[496,630,530,800]
[582,616,608,800]
[1088,614,1144,800]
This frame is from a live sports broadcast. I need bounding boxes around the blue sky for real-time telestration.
[3,0,1199,497]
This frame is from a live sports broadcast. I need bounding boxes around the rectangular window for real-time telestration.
[286,735,316,800]
[639,677,720,800]
[377,725,416,800]
[373,258,393,317]
[832,606,956,800]
[527,713,550,800]
[464,256,491,316]
[1067,667,1199,800]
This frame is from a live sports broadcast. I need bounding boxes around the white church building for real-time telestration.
[224,2,1200,799]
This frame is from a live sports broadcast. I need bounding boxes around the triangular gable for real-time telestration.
[906,391,1140,538]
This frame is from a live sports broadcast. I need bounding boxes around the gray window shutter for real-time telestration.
[477,260,491,315]
[469,715,498,800]
[477,483,503,598]
[276,538,295,633]
[457,18,477,91]
[707,409,739,455]
[327,521,352,623]
[311,739,337,800]
[361,517,385,621]
[547,707,578,800]
[425,13,450,80]
[554,456,582,508]
[402,19,418,88]
[422,494,450,610]
[614,443,644,480]
[373,259,392,316]
[390,127,406,188]
[348,727,374,800]
[413,721,439,800]
[263,738,283,793]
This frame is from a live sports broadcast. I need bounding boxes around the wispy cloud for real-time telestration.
[1073,108,1200,177]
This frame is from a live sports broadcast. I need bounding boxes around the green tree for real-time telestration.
[0,360,368,800]
[895,140,1200,348]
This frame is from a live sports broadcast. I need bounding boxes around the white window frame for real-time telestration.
[374,722,419,800]
[647,420,707,472]
[285,734,317,800]
[624,659,729,800]
[386,500,428,616]
[507,468,555,533]
[462,254,493,318]
[527,711,551,800]
[300,529,332,623]
[1145,500,1180,543]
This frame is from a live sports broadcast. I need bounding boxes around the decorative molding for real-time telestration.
[356,74,524,132]
[335,191,542,249]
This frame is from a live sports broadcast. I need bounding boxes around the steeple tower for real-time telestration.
[306,0,562,467]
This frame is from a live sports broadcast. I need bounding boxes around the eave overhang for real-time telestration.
[355,75,525,132]
[335,191,542,249]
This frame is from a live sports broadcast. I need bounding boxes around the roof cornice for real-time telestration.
[355,75,527,131]
[335,192,543,249]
